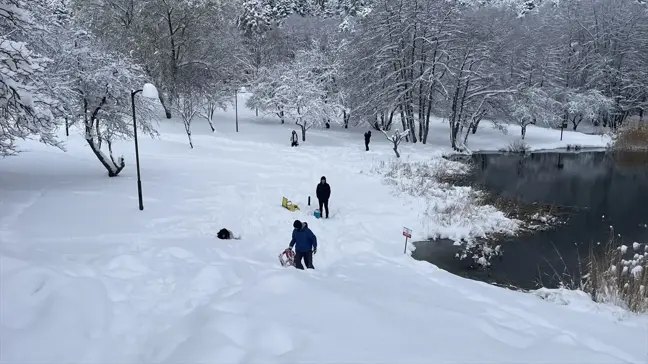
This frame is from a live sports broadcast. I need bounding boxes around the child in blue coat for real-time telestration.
[288,220,317,269]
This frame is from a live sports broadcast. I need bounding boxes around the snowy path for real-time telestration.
[1,116,646,363]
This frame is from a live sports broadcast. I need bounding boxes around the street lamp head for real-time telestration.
[141,83,159,99]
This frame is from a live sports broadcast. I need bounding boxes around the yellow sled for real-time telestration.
[282,197,300,211]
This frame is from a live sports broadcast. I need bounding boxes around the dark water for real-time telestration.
[412,151,648,290]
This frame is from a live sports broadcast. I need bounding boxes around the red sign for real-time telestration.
[402,227,412,238]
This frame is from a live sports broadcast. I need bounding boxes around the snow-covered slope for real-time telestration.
[1,103,643,363]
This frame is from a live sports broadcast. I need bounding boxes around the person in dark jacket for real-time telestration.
[316,176,331,218]
[288,220,317,269]
[290,130,299,147]
[217,228,232,239]
[217,228,240,240]
[364,130,372,151]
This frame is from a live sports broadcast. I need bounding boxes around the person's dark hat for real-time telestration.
[320,176,326,181]
[293,220,301,229]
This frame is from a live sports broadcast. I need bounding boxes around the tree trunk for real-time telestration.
[471,120,480,134]
[398,104,409,142]
[392,141,400,158]
[423,87,434,144]
[206,103,216,132]
[184,121,194,148]
[276,107,285,124]
[571,115,583,131]
[159,94,172,119]
[86,138,125,177]
[521,125,527,139]
[84,98,124,176]
[165,8,180,110]
[387,108,396,130]
[298,121,307,141]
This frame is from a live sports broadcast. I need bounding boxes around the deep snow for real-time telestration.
[1,97,646,363]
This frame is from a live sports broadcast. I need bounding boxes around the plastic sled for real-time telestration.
[281,197,300,212]
[279,249,295,267]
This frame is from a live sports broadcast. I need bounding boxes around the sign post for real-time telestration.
[402,227,412,254]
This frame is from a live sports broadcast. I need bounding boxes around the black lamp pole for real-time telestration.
[131,89,144,211]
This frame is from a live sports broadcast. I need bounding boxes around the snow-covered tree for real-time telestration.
[236,0,296,35]
[61,0,648,155]
[195,74,237,132]
[53,29,157,176]
[0,0,61,156]
[246,66,288,123]
[200,91,230,132]
[174,92,200,148]
[381,128,410,158]
[73,0,243,119]
[560,89,614,130]
[250,45,341,141]
[504,86,562,139]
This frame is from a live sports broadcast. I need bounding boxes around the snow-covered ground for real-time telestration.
[1,99,644,364]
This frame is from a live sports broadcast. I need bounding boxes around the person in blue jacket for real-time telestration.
[288,220,317,269]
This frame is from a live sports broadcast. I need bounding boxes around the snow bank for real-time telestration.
[0,257,114,363]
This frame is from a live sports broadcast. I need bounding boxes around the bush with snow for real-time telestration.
[500,139,530,154]
[610,121,648,152]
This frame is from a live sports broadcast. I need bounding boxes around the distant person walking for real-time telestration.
[290,130,299,147]
[316,176,331,219]
[288,220,317,269]
[364,130,372,151]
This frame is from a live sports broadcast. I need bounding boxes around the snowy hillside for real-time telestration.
[1,100,646,363]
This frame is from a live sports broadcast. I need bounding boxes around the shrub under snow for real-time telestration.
[562,227,648,312]
[371,158,520,267]
[581,228,648,313]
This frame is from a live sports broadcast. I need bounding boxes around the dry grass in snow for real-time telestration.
[583,229,648,313]
[371,158,521,267]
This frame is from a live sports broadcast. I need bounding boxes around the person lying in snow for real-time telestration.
[288,220,317,269]
[217,228,238,240]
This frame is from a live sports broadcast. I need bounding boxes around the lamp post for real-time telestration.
[131,83,159,211]
[235,88,239,132]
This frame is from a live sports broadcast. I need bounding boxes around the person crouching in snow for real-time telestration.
[290,130,299,147]
[288,220,317,269]
[217,228,239,240]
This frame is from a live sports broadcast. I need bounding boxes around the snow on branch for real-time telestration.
[0,0,60,156]
[381,128,409,158]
